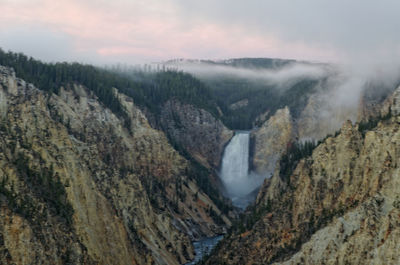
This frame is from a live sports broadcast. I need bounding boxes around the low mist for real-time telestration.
[162,60,332,86]
[208,59,400,203]
[298,62,400,141]
[163,59,400,138]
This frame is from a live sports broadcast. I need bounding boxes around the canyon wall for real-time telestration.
[208,86,400,264]
[0,66,230,265]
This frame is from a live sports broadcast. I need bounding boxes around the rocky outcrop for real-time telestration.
[275,194,400,265]
[357,84,397,122]
[251,107,293,176]
[0,66,230,265]
[206,89,400,264]
[229,99,248,110]
[390,86,400,115]
[250,85,395,179]
[252,82,369,177]
[160,99,233,169]
[250,93,354,180]
[380,86,400,117]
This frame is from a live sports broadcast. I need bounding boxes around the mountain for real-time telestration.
[163,58,331,129]
[1,49,400,265]
[203,86,400,264]
[0,58,233,264]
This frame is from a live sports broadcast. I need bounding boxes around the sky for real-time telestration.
[1,0,400,65]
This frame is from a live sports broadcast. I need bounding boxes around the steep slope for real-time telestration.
[164,58,327,130]
[0,66,230,265]
[206,87,400,264]
[249,82,395,179]
[357,82,396,122]
[251,107,293,176]
[160,99,233,169]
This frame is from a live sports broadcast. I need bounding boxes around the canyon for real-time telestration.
[205,86,400,264]
[0,65,232,265]
[0,53,399,265]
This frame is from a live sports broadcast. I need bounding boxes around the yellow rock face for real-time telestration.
[0,66,229,265]
[160,99,233,169]
[207,89,400,264]
[251,107,293,176]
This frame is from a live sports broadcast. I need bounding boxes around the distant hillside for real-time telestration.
[166,57,295,69]
[163,58,331,129]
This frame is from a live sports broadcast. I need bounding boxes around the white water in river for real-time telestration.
[185,235,223,265]
[220,132,264,208]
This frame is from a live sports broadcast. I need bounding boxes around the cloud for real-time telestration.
[0,0,345,63]
[0,0,399,65]
[0,26,78,62]
[163,60,331,86]
[175,0,400,63]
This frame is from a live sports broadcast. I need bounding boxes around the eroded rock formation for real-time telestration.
[207,87,400,265]
[0,66,230,265]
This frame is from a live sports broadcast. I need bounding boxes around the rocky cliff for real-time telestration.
[250,84,395,178]
[357,83,396,122]
[0,66,230,265]
[160,99,233,169]
[251,107,293,176]
[206,87,400,264]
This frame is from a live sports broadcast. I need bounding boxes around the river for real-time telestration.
[185,235,223,265]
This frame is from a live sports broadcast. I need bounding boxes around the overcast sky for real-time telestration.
[0,0,399,65]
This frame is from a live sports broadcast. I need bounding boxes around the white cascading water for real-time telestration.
[220,132,264,208]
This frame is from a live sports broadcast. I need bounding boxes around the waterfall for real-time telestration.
[220,132,264,208]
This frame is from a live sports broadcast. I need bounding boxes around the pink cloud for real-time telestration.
[0,0,341,63]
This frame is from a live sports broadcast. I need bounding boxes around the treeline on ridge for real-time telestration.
[201,73,322,129]
[0,48,229,214]
[0,49,219,127]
